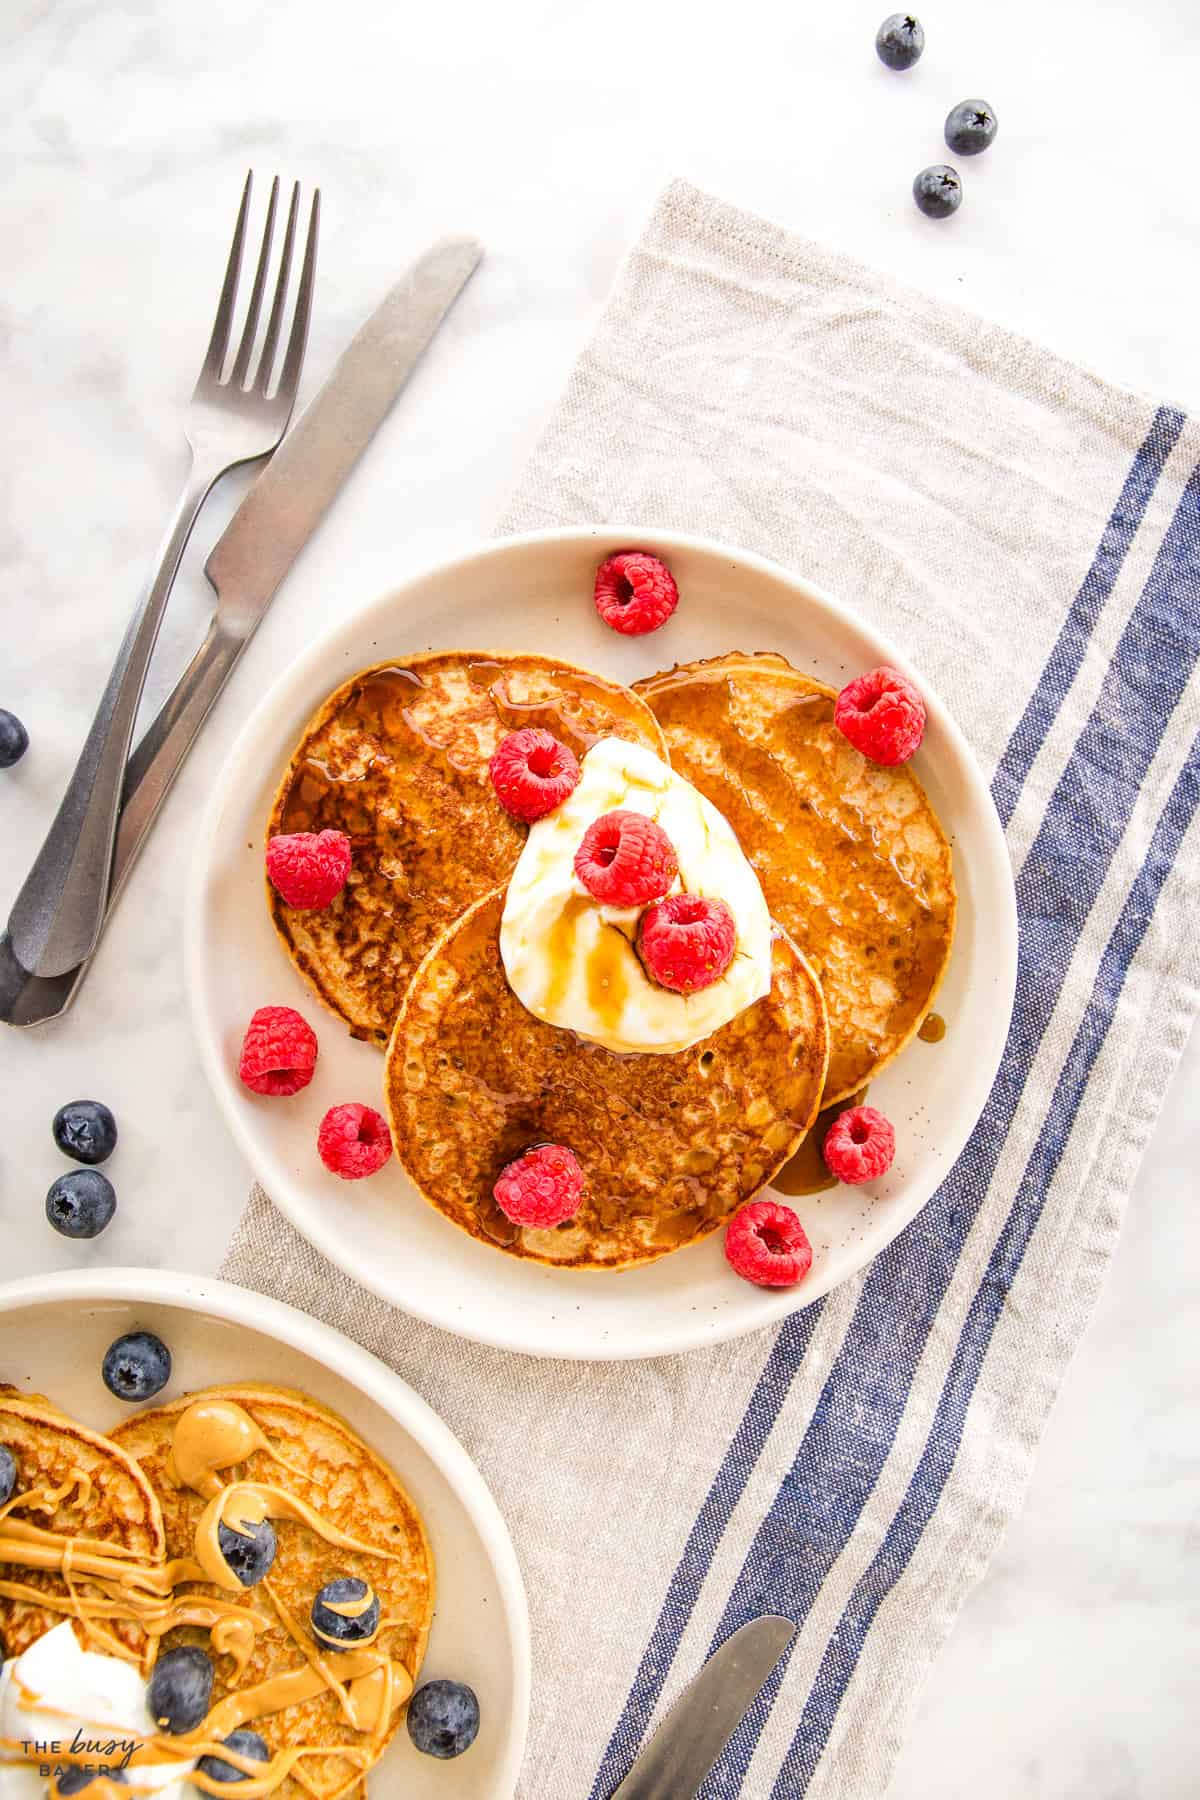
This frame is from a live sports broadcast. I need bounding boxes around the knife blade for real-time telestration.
[610,1616,797,1800]
[0,235,483,1028]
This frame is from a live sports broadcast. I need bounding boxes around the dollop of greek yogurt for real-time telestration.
[500,737,772,1054]
[0,1622,194,1798]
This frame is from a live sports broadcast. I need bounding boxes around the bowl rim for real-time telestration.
[0,1264,532,1796]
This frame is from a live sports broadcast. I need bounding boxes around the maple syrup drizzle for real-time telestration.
[773,1087,870,1196]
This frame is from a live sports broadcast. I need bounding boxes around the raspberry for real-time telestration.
[724,1199,813,1288]
[266,829,352,910]
[488,728,581,823]
[833,666,926,766]
[593,550,679,636]
[317,1103,392,1180]
[238,1006,318,1097]
[493,1144,585,1228]
[637,893,736,993]
[822,1104,896,1185]
[573,810,678,906]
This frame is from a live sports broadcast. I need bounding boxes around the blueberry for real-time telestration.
[46,1170,117,1240]
[310,1576,381,1647]
[406,1679,480,1760]
[218,1516,277,1587]
[52,1100,118,1166]
[101,1331,171,1402]
[0,1445,15,1506]
[875,13,924,70]
[913,165,963,219]
[148,1644,214,1733]
[197,1731,270,1784]
[944,98,997,156]
[0,711,28,770]
[55,1771,126,1793]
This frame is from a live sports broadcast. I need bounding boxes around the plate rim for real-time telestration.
[185,522,1018,1360]
[0,1264,531,1798]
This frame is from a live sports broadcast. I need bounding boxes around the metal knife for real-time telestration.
[610,1616,797,1800]
[0,235,483,1028]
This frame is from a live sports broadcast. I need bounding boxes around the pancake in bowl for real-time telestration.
[111,1383,433,1800]
[634,652,956,1103]
[385,887,829,1270]
[268,651,666,1047]
[0,1390,169,1675]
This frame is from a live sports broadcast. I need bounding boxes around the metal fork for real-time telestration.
[7,171,319,979]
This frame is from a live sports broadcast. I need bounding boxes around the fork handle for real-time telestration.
[7,457,218,977]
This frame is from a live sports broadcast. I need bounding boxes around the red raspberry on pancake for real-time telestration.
[573,810,678,906]
[488,728,581,823]
[637,893,736,993]
[493,1144,585,1228]
[266,828,352,910]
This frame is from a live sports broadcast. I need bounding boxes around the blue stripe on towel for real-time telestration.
[698,461,1200,1795]
[767,728,1200,1798]
[992,404,1184,827]
[585,1305,826,1799]
[591,445,1200,1800]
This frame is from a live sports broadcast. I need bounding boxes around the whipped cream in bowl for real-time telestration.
[0,1622,194,1799]
[500,737,773,1054]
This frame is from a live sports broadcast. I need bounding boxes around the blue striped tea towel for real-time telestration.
[224,181,1200,1797]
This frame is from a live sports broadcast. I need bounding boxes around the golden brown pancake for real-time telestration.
[385,888,829,1270]
[0,1388,167,1672]
[111,1384,433,1800]
[268,651,668,1047]
[635,653,956,1103]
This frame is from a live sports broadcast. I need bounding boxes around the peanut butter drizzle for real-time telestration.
[183,1640,409,1743]
[313,1584,382,1651]
[193,1479,398,1593]
[168,1399,307,1499]
[325,1592,376,1619]
[0,1398,415,1794]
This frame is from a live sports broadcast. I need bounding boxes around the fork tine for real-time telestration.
[274,189,320,405]
[230,174,279,388]
[254,182,300,396]
[201,170,252,381]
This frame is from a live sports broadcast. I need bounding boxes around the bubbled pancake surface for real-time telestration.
[385,889,829,1270]
[268,651,667,1046]
[111,1384,433,1800]
[0,1389,167,1672]
[635,653,956,1103]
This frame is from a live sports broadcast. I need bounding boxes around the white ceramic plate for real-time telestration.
[187,527,1017,1360]
[0,1269,529,1799]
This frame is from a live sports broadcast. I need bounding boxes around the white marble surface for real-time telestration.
[1,0,1196,1792]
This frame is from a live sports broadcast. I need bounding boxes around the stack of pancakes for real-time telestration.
[0,1384,433,1800]
[268,650,956,1271]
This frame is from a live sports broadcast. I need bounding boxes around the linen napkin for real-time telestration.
[223,181,1200,1798]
